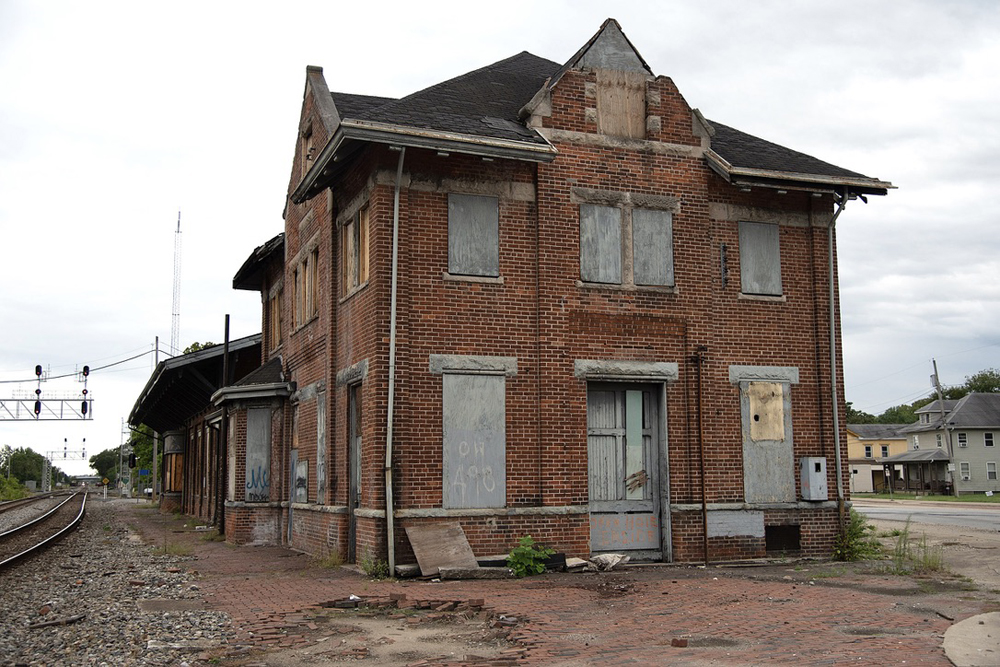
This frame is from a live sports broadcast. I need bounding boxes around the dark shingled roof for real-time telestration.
[708,121,869,180]
[234,356,284,387]
[332,51,559,146]
[848,424,909,439]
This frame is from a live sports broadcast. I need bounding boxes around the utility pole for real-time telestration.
[932,358,958,497]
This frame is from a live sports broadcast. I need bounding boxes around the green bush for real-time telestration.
[507,535,555,577]
[0,476,27,501]
[833,508,882,561]
[359,551,391,579]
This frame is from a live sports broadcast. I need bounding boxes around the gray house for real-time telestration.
[897,394,1000,495]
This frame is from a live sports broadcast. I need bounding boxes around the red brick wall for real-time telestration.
[231,63,852,565]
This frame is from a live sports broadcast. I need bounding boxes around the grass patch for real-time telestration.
[315,551,344,569]
[878,520,945,575]
[855,491,1000,503]
[154,543,193,557]
[200,529,225,542]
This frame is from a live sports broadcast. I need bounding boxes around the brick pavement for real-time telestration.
[124,504,989,665]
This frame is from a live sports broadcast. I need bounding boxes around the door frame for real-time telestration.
[586,381,671,561]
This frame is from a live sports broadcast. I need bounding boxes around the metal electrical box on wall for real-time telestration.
[800,457,828,501]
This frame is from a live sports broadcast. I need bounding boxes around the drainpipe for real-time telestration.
[691,345,709,566]
[219,315,230,534]
[829,188,848,524]
[385,146,406,574]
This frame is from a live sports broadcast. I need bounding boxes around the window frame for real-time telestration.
[958,432,968,448]
[864,445,873,459]
[988,462,998,481]
[268,288,283,351]
[986,433,995,448]
[579,203,675,289]
[881,445,889,458]
[342,203,370,297]
[447,193,500,279]
[961,461,971,480]
[738,220,782,297]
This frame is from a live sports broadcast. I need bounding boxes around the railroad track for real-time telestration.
[0,492,87,569]
[0,492,61,514]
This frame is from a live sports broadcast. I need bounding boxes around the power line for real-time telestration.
[0,349,155,384]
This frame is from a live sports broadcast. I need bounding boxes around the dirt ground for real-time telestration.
[117,501,1000,665]
[865,514,1000,591]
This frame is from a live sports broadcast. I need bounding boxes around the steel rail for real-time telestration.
[0,493,87,569]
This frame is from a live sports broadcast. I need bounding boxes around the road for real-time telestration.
[853,499,1000,531]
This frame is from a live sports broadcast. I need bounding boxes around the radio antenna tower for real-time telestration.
[170,211,182,356]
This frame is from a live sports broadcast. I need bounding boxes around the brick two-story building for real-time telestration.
[195,19,894,568]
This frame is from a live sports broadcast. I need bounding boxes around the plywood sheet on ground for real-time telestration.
[405,522,479,576]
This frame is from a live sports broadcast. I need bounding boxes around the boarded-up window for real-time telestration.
[596,69,646,139]
[268,289,282,351]
[448,194,499,277]
[245,408,271,503]
[632,209,673,286]
[739,221,782,296]
[580,204,622,284]
[748,382,785,442]
[442,373,506,508]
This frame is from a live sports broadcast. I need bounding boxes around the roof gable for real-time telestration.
[567,18,651,75]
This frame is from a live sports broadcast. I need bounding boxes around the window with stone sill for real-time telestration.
[448,194,499,278]
[739,221,782,297]
[579,204,674,288]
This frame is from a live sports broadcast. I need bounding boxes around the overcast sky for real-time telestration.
[1,1,997,476]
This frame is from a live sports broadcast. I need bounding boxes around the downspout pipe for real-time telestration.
[829,188,848,524]
[385,146,406,574]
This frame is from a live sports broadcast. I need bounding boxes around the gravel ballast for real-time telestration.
[0,497,232,666]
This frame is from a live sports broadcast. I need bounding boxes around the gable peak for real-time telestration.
[569,18,652,75]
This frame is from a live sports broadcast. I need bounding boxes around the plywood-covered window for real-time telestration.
[343,204,369,295]
[442,373,506,508]
[448,194,499,277]
[581,204,673,287]
[596,69,646,139]
[739,221,782,296]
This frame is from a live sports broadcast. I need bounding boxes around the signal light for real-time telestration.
[129,453,137,468]
[81,401,88,415]
[34,401,41,415]
[35,365,42,377]
[82,365,89,377]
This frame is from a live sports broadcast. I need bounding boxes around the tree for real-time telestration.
[846,402,877,424]
[963,368,1000,394]
[89,448,119,483]
[183,341,216,354]
[878,404,917,424]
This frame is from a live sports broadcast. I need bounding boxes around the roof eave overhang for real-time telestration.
[212,382,294,406]
[291,119,557,204]
[705,149,894,197]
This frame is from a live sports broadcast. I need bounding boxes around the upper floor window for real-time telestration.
[864,445,872,458]
[580,204,674,287]
[961,461,971,480]
[881,445,889,457]
[343,204,369,295]
[293,249,319,329]
[936,433,943,448]
[739,221,781,296]
[448,194,499,277]
[986,432,995,447]
[958,432,968,448]
[921,413,930,424]
[268,289,283,351]
[989,462,998,481]
[596,69,646,140]
[913,434,920,450]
